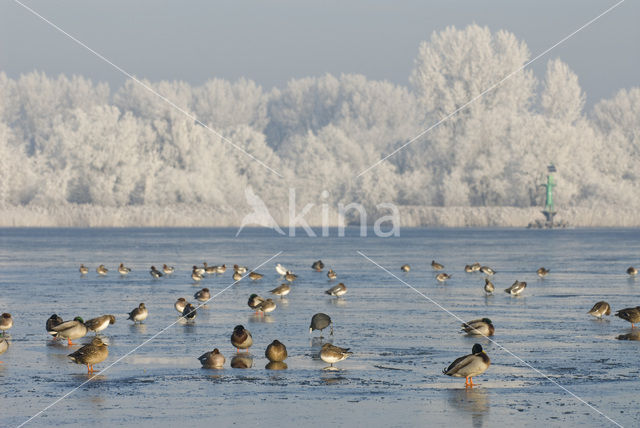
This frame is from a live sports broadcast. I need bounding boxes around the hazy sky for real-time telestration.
[1,0,637,106]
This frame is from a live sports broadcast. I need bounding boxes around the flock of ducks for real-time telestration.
[1,260,638,387]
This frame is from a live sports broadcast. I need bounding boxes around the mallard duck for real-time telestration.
[461,318,495,336]
[193,265,205,276]
[628,267,638,277]
[615,306,640,328]
[234,264,248,274]
[484,278,494,294]
[536,267,549,278]
[401,264,411,272]
[479,266,495,276]
[150,266,163,278]
[231,325,252,352]
[198,348,225,369]
[256,298,276,314]
[464,264,474,273]
[96,265,108,276]
[174,298,187,314]
[505,280,526,295]
[327,269,337,280]
[127,303,148,324]
[118,263,131,275]
[162,264,175,275]
[325,282,347,297]
[284,271,298,282]
[51,316,87,345]
[191,266,204,282]
[79,264,89,275]
[587,301,611,319]
[203,263,216,275]
[248,294,265,311]
[320,343,352,369]
[312,260,324,271]
[46,314,64,338]
[249,272,264,281]
[84,315,116,334]
[431,260,444,270]
[471,263,481,272]
[270,283,291,298]
[215,264,226,274]
[68,337,108,373]
[443,344,491,387]
[0,313,13,336]
[275,263,288,276]
[194,288,210,302]
[436,273,451,282]
[309,313,333,335]
[182,303,197,322]
[265,340,288,363]
[233,272,243,281]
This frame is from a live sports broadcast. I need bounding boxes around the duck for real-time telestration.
[436,273,451,282]
[191,266,204,282]
[231,325,253,352]
[193,265,205,276]
[312,260,324,272]
[461,318,495,336]
[320,343,352,369]
[471,263,481,272]
[628,266,638,277]
[182,303,197,323]
[248,294,265,312]
[484,278,494,294]
[443,344,491,387]
[51,316,87,345]
[325,282,347,297]
[194,288,210,302]
[479,266,495,276]
[270,283,291,298]
[68,336,108,373]
[256,298,277,315]
[215,264,226,274]
[265,340,288,363]
[46,314,64,338]
[431,260,444,270]
[174,298,187,314]
[248,272,264,281]
[234,264,248,274]
[203,263,216,275]
[275,263,288,276]
[149,266,163,278]
[198,348,225,369]
[536,267,550,278]
[401,264,411,272]
[118,263,131,275]
[587,301,611,319]
[615,306,640,328]
[232,271,243,281]
[505,280,526,295]
[162,264,175,275]
[79,264,89,275]
[96,265,108,276]
[327,269,337,280]
[464,265,474,273]
[127,303,148,324]
[0,313,13,336]
[284,271,298,282]
[84,315,116,334]
[309,313,333,336]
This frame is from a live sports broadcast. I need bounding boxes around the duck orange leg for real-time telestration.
[468,377,474,387]
[67,338,76,346]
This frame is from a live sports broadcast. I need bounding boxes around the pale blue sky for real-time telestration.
[1,0,637,106]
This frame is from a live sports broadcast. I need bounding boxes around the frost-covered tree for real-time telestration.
[541,59,585,124]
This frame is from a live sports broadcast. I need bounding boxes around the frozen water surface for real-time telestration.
[0,228,639,427]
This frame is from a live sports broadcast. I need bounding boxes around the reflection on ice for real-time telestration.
[230,355,253,369]
[447,387,489,428]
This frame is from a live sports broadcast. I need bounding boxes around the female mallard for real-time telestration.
[401,264,411,272]
[248,294,265,312]
[320,343,352,369]
[587,301,611,319]
[256,298,276,314]
[194,288,210,302]
[232,271,243,281]
[175,298,187,313]
[249,272,264,281]
[484,278,494,294]
[615,306,640,328]
[163,264,175,275]
[325,282,347,297]
[309,313,333,336]
[537,267,549,278]
[79,264,89,275]
[443,344,491,387]
[461,318,495,336]
[52,316,87,345]
[84,315,116,334]
[327,269,337,280]
[198,348,225,369]
[150,266,163,278]
[270,283,291,298]
[68,337,108,373]
[431,260,444,270]
[46,314,64,338]
[231,325,253,352]
[312,260,324,271]
[182,303,197,322]
[96,265,108,276]
[0,313,13,336]
[265,340,288,363]
[436,273,451,282]
[505,280,526,295]
[127,303,148,324]
[118,263,131,275]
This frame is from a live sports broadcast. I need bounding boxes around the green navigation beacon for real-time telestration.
[541,164,556,226]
